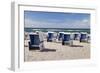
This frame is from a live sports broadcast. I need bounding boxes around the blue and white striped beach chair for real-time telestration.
[62,33,73,46]
[80,32,88,42]
[47,32,54,42]
[58,32,64,41]
[28,33,44,50]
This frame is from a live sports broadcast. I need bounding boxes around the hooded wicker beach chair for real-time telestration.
[28,33,44,50]
[80,32,88,42]
[62,33,73,46]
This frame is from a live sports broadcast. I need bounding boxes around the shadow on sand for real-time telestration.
[29,48,56,52]
[40,48,56,52]
[71,45,83,47]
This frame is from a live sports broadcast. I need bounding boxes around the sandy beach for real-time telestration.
[24,39,90,62]
[24,11,91,62]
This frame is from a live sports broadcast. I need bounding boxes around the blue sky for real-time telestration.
[24,11,90,29]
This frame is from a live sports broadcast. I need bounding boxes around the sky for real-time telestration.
[24,11,90,29]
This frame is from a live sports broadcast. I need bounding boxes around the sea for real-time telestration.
[24,28,90,34]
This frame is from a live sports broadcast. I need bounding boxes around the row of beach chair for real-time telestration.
[28,31,90,50]
[47,32,90,45]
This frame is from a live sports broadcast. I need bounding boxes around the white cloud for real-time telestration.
[25,18,56,28]
[82,19,89,23]
[25,18,90,29]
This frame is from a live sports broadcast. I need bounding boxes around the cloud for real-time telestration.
[82,19,89,23]
[25,18,57,28]
[25,18,90,29]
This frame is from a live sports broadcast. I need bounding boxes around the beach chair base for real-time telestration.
[80,39,88,42]
[29,41,45,50]
[28,42,40,50]
[62,41,73,46]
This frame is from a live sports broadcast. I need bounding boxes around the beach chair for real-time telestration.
[28,33,44,50]
[73,32,80,40]
[62,33,73,46]
[80,33,88,42]
[47,32,54,42]
[58,32,64,41]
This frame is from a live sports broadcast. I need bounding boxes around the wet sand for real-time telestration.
[24,40,90,62]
